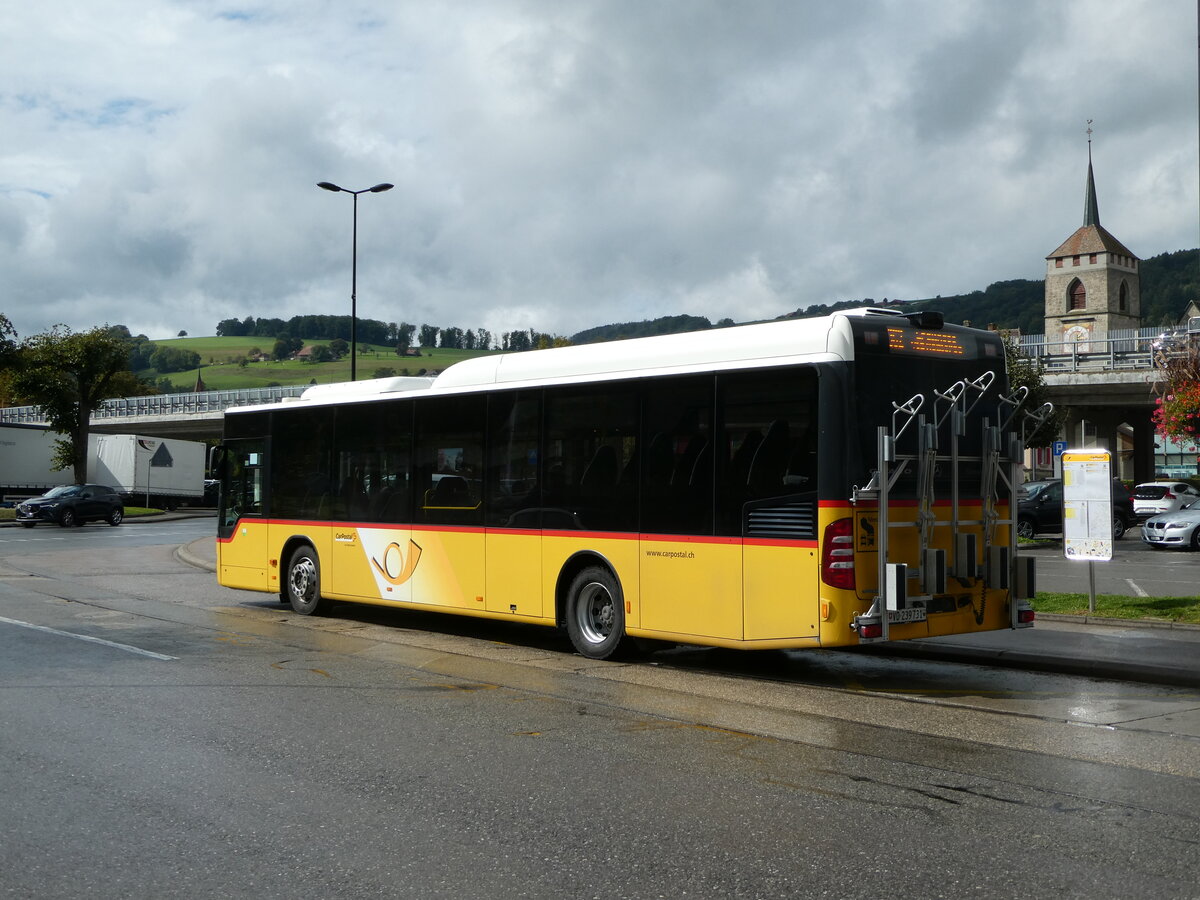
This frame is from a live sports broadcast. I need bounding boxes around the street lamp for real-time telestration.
[317,181,394,381]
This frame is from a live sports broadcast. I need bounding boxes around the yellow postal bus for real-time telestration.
[215,308,1043,658]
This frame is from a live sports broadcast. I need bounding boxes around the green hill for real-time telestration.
[143,339,493,392]
[147,247,1197,391]
[781,248,1198,333]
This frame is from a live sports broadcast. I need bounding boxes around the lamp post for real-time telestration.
[317,181,394,381]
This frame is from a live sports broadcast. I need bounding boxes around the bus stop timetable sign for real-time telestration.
[1061,449,1113,561]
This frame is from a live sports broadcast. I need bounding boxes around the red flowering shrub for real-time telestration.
[1153,348,1200,449]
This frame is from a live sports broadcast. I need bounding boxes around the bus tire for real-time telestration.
[565,566,627,660]
[286,545,333,616]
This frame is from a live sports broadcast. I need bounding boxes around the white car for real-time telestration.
[1142,507,1200,550]
[1132,482,1200,519]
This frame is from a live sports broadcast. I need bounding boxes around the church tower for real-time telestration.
[1044,137,1141,346]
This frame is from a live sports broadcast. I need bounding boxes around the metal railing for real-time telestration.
[1017,327,1180,373]
[0,385,308,426]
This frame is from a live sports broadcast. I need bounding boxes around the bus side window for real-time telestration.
[718,368,818,536]
[271,408,332,520]
[485,392,541,528]
[415,395,485,525]
[544,386,638,532]
[640,376,714,536]
[334,400,412,524]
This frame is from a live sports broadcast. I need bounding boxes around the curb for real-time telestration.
[175,538,216,572]
[1036,612,1200,632]
[866,639,1200,689]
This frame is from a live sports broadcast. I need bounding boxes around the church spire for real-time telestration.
[1083,120,1100,227]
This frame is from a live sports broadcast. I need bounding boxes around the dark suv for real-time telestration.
[1016,478,1134,540]
[15,484,124,528]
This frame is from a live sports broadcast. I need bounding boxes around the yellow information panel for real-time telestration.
[1061,449,1112,561]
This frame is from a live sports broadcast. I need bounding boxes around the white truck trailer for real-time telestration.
[0,425,206,508]
[0,424,67,501]
[90,434,206,508]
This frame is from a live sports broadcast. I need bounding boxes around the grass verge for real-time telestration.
[1034,592,1200,625]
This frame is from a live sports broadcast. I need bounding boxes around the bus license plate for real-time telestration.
[887,608,927,624]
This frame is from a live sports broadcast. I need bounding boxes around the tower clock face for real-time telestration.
[1064,324,1090,344]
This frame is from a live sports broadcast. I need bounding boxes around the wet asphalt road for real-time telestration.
[0,518,1198,898]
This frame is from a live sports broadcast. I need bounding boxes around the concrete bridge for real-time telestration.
[0,333,1177,481]
[0,386,308,442]
[1020,330,1170,482]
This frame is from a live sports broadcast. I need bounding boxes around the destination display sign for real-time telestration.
[853,323,999,359]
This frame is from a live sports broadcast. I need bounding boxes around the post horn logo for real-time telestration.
[371,539,423,586]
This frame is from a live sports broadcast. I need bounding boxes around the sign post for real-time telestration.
[1061,449,1112,613]
[1052,440,1068,479]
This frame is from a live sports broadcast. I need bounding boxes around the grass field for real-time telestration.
[144,336,493,390]
[1033,592,1200,625]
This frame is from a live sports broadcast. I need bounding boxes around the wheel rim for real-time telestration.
[111,510,122,524]
[1017,520,1033,539]
[290,556,317,603]
[62,511,75,527]
[574,581,614,645]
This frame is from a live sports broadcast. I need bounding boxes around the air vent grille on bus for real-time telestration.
[744,497,817,540]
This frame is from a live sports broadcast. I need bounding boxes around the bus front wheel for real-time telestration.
[286,545,333,616]
[565,566,627,660]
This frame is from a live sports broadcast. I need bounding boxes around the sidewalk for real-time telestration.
[175,533,1200,690]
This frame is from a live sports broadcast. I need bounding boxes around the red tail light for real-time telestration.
[1017,608,1035,624]
[822,517,856,590]
[1164,491,1176,499]
[857,622,883,639]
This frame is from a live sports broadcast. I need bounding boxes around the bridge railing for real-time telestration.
[1018,327,1179,373]
[0,385,309,426]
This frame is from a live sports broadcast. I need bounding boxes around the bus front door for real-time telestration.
[216,439,270,592]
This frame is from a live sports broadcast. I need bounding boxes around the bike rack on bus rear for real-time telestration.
[852,374,1053,642]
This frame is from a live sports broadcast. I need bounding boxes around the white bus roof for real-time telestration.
[428,308,914,393]
[229,307,918,413]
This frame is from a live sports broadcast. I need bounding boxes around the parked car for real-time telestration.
[1142,507,1200,550]
[1132,481,1200,520]
[14,484,124,528]
[1151,328,1188,353]
[1016,478,1134,540]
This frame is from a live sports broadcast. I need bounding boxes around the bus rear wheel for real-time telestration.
[565,566,627,660]
[286,545,333,616]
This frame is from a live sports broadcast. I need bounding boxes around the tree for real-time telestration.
[394,322,416,354]
[1004,338,1065,449]
[418,324,439,348]
[373,366,397,379]
[330,338,348,359]
[8,325,147,482]
[177,330,188,337]
[149,345,201,373]
[0,314,18,405]
[0,313,16,365]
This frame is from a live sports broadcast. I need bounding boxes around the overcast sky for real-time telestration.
[1,1,1196,344]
